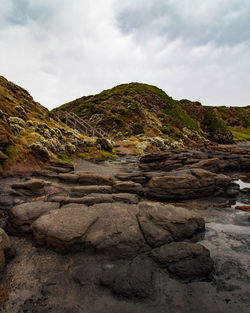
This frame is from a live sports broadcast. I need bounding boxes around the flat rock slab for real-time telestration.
[112,193,139,204]
[147,168,234,200]
[57,173,79,183]
[50,161,74,170]
[151,242,213,281]
[71,185,112,197]
[112,181,143,195]
[8,201,60,233]
[44,166,72,173]
[47,193,114,206]
[77,173,114,186]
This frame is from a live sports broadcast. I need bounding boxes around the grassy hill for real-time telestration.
[53,82,248,144]
[0,76,98,169]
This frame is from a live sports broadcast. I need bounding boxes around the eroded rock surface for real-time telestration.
[147,168,238,200]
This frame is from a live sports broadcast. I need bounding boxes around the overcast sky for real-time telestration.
[0,0,249,109]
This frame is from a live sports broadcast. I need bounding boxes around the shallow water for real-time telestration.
[235,179,250,189]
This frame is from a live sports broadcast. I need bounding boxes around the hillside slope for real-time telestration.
[0,76,97,171]
[53,82,246,144]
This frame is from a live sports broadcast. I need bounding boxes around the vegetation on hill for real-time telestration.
[0,76,249,169]
[53,82,247,144]
[0,76,115,170]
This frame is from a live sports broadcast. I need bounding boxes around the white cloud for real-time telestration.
[0,0,249,109]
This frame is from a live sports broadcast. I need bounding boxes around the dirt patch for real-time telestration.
[2,154,45,177]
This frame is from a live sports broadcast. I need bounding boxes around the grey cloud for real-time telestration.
[115,0,250,47]
[6,0,53,27]
[0,0,249,109]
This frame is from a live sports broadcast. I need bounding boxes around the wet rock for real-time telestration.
[137,202,205,248]
[7,201,60,233]
[12,179,45,196]
[77,173,114,186]
[0,228,11,276]
[147,168,232,200]
[151,242,213,281]
[71,185,112,197]
[112,181,143,195]
[100,256,155,299]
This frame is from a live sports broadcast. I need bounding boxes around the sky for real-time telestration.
[0,0,250,109]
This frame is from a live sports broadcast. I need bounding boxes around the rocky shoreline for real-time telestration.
[0,144,250,313]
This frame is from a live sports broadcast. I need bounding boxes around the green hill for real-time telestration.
[0,76,91,168]
[53,82,246,144]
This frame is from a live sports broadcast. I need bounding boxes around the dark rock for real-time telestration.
[225,184,240,197]
[71,185,112,197]
[100,256,155,299]
[151,242,213,281]
[12,179,45,196]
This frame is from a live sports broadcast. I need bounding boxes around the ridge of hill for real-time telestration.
[53,82,249,144]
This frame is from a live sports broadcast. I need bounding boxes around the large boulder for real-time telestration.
[7,201,60,233]
[147,168,235,200]
[32,205,98,252]
[151,242,213,281]
[0,228,11,277]
[31,203,145,256]
[31,202,206,259]
[137,202,204,248]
